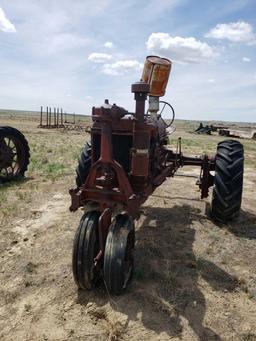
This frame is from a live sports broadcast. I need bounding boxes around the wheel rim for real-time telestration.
[0,135,27,179]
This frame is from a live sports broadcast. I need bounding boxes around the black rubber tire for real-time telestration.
[76,141,91,188]
[0,126,30,182]
[104,214,135,295]
[72,210,100,290]
[211,140,244,223]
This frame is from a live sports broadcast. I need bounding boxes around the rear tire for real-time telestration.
[76,141,91,187]
[211,140,244,223]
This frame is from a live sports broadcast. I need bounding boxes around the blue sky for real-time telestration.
[0,0,256,122]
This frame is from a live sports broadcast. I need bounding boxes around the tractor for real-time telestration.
[69,56,244,294]
[0,126,30,183]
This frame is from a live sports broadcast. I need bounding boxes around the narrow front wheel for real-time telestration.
[104,214,135,295]
[72,210,100,289]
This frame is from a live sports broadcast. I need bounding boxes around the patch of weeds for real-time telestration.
[25,261,37,274]
[0,191,7,204]
[107,320,126,341]
[41,157,49,164]
[220,252,231,265]
[88,307,107,320]
[47,163,65,173]
[247,278,256,299]
[208,229,220,241]
[16,190,32,204]
[27,182,38,191]
[24,303,31,312]
[165,270,178,287]
[25,279,34,287]
[28,157,42,172]
[16,191,25,200]
[68,329,75,337]
[46,163,66,180]
[1,204,18,219]
[233,275,248,293]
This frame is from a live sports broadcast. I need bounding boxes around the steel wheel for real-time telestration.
[0,126,30,182]
[104,214,135,295]
[72,211,101,289]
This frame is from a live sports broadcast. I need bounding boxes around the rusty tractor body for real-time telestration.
[70,56,244,294]
[0,126,30,183]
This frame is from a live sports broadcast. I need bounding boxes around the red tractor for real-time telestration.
[70,56,244,294]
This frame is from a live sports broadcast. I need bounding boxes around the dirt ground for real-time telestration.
[0,114,256,341]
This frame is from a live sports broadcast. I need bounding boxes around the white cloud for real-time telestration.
[104,41,114,48]
[205,21,256,43]
[208,78,215,83]
[102,60,143,76]
[243,57,250,62]
[0,7,16,32]
[146,32,218,63]
[88,52,112,63]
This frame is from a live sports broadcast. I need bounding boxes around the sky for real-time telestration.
[0,0,256,122]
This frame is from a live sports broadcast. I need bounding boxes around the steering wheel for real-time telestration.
[158,101,175,127]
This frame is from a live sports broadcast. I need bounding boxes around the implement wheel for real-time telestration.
[72,211,100,289]
[211,140,244,223]
[104,214,135,295]
[0,126,30,182]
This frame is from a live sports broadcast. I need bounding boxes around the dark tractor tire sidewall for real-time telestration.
[76,141,91,188]
[211,139,244,223]
[0,126,30,181]
[72,210,100,290]
[104,214,135,295]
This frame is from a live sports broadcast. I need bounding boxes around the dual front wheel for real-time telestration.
[72,211,135,294]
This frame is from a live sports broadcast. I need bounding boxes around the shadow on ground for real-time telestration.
[0,176,31,187]
[75,203,251,340]
[203,202,256,240]
[224,209,256,239]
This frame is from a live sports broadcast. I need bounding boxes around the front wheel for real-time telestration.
[104,214,135,295]
[211,140,244,223]
[72,210,100,289]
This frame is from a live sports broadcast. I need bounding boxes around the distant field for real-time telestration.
[1,107,256,128]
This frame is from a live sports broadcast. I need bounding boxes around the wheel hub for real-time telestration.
[0,140,14,168]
